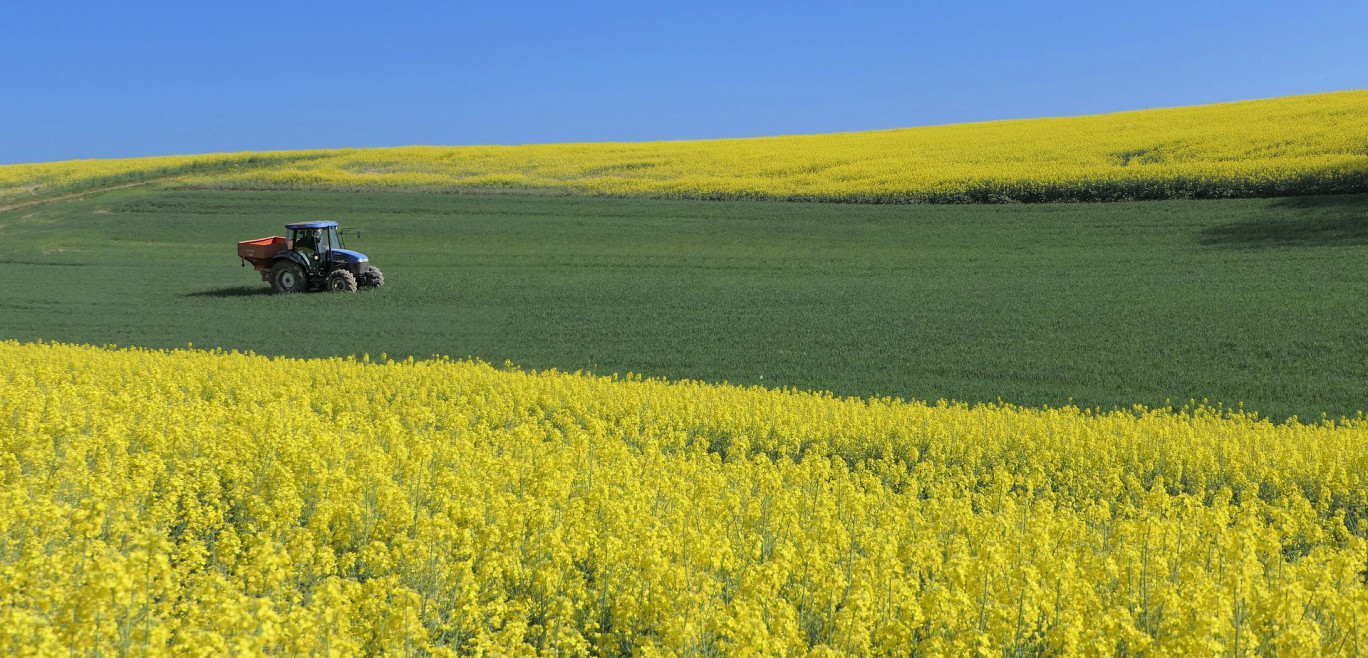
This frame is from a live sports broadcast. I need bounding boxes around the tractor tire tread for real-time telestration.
[362,265,385,288]
[328,270,358,293]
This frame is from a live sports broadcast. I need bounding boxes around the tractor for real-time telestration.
[237,221,384,293]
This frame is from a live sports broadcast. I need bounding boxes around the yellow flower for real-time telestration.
[1,339,1366,654]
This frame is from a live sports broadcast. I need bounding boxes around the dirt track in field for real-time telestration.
[0,179,167,214]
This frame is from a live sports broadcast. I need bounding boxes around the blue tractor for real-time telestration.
[237,221,384,293]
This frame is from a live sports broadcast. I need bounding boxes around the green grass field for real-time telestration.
[1,187,1365,421]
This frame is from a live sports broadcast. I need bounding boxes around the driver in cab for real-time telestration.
[291,230,323,270]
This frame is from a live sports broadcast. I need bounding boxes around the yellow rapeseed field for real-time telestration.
[2,340,1365,655]
[0,151,328,205]
[3,90,1366,204]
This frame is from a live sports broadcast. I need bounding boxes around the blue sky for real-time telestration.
[2,0,1364,165]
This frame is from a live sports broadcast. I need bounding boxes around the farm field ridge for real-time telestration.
[2,89,1366,205]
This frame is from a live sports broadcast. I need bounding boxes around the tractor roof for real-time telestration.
[285,221,338,230]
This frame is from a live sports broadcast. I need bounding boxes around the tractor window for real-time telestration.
[293,230,320,255]
[319,229,339,252]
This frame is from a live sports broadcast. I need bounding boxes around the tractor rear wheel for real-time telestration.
[327,270,358,292]
[360,265,385,288]
[270,261,307,293]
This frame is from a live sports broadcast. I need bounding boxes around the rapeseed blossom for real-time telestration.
[3,90,1366,204]
[2,340,1365,654]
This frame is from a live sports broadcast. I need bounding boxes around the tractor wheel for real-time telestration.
[327,270,358,293]
[270,261,307,293]
[360,265,385,288]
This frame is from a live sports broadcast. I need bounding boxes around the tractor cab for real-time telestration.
[237,220,385,293]
[287,222,349,274]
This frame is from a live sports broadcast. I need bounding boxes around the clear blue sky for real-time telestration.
[3,0,1364,165]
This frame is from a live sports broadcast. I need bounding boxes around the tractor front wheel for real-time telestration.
[327,270,358,293]
[360,265,385,288]
[270,261,307,293]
